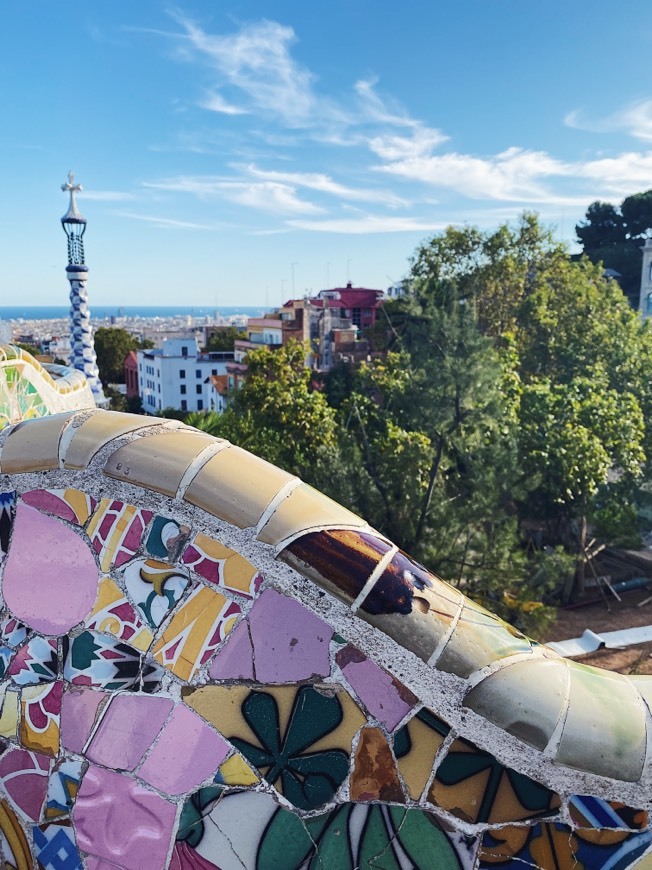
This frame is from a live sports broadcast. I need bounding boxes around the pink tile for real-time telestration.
[2,504,99,635]
[74,764,177,870]
[336,644,417,731]
[0,747,50,821]
[138,703,230,795]
[208,620,254,680]
[87,694,173,771]
[248,589,332,682]
[61,687,109,754]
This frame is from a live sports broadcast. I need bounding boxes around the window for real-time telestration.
[181,400,187,411]
[197,400,203,410]
[179,369,186,378]
[196,385,202,394]
[157,384,161,393]
[182,346,188,357]
[196,369,201,378]
[180,385,186,395]
[212,369,217,375]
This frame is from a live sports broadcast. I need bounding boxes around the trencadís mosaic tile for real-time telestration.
[0,399,651,868]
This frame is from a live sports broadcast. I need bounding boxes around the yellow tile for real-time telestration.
[182,532,259,597]
[104,430,217,496]
[0,690,19,739]
[152,585,241,681]
[395,710,448,800]
[185,445,295,528]
[631,849,652,869]
[21,683,60,757]
[217,753,260,786]
[85,576,154,652]
[257,483,366,546]
[0,412,77,473]
[64,410,160,469]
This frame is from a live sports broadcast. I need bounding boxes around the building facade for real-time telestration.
[138,337,233,414]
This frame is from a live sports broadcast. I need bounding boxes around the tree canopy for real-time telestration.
[575,189,652,305]
[94,328,152,385]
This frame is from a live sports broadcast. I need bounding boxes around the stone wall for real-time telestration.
[0,349,649,869]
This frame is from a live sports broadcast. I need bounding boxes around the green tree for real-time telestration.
[203,327,246,352]
[94,327,138,385]
[209,340,337,480]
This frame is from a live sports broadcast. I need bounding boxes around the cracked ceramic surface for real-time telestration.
[1,362,652,868]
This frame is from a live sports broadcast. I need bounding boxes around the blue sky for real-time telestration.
[3,2,652,308]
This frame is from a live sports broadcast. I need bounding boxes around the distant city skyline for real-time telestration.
[3,2,652,306]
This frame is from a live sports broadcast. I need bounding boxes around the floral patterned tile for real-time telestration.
[85,576,153,652]
[86,499,153,573]
[181,531,262,599]
[120,558,189,630]
[0,746,50,822]
[0,798,32,868]
[478,821,651,869]
[8,637,58,686]
[350,726,405,803]
[152,585,242,682]
[184,683,366,811]
[21,681,63,757]
[63,632,156,693]
[429,735,560,826]
[568,795,648,831]
[21,488,96,526]
[175,788,467,869]
[145,515,191,563]
[393,708,451,800]
[0,612,29,648]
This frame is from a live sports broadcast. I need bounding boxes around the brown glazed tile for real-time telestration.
[279,529,393,605]
[434,598,532,678]
[463,658,570,751]
[555,662,646,782]
[0,412,77,473]
[257,483,366,546]
[358,551,463,662]
[184,444,295,528]
[64,410,161,469]
[349,726,405,803]
[103,430,217,497]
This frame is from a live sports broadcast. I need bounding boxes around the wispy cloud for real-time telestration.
[80,190,136,202]
[168,13,328,126]
[240,163,407,206]
[143,175,323,215]
[565,100,652,142]
[199,91,249,116]
[288,214,444,234]
[112,210,220,230]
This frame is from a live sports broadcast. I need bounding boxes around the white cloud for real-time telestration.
[112,211,220,230]
[199,91,248,116]
[170,14,321,126]
[573,151,652,195]
[565,100,652,142]
[143,175,323,215]
[79,190,136,202]
[368,128,448,162]
[288,215,444,234]
[240,163,407,206]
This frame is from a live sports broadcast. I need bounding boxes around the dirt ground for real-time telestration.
[546,586,652,674]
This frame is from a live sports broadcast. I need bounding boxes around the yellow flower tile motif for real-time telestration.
[152,585,242,681]
[0,689,20,739]
[393,708,450,800]
[21,682,62,757]
[185,683,366,810]
[87,499,153,572]
[85,576,154,652]
[181,532,262,599]
[217,754,260,786]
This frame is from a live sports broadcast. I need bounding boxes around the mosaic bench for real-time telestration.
[0,351,651,868]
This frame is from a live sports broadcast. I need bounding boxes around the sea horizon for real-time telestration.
[0,305,266,321]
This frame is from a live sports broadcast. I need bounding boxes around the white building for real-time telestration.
[138,337,233,414]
